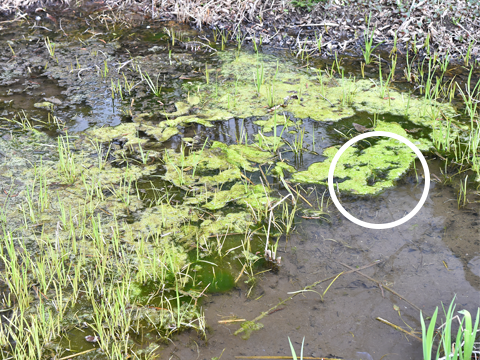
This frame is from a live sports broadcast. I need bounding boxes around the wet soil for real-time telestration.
[0,8,478,360]
[159,164,479,360]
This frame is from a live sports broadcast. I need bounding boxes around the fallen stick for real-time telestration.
[234,261,382,335]
[58,348,96,360]
[235,263,247,283]
[218,319,246,324]
[285,181,312,207]
[376,317,422,342]
[338,262,426,316]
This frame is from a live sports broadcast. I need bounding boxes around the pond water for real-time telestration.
[0,8,478,360]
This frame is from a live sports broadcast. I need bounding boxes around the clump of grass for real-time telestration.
[44,36,57,62]
[362,14,384,64]
[57,133,77,184]
[140,69,162,97]
[254,60,265,95]
[420,297,479,360]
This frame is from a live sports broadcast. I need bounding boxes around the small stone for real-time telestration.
[85,335,98,343]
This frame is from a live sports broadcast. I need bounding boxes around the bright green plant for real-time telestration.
[291,0,325,11]
[288,336,305,360]
[362,14,384,64]
[420,297,479,360]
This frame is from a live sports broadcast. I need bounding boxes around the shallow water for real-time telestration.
[0,8,478,360]
[161,180,479,359]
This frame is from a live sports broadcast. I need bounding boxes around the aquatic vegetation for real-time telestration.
[362,16,384,65]
[237,320,264,340]
[288,336,305,360]
[162,141,274,189]
[293,121,432,194]
[0,128,205,358]
[420,297,479,360]
[140,69,162,97]
[0,15,479,360]
[272,161,296,178]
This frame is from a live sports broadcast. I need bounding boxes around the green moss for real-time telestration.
[292,121,431,194]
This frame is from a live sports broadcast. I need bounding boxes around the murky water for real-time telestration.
[0,8,478,360]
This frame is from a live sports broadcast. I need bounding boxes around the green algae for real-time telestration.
[272,161,296,178]
[125,204,199,241]
[210,141,273,171]
[203,183,271,210]
[161,52,463,155]
[162,142,274,189]
[201,167,242,186]
[87,123,148,148]
[86,121,181,158]
[33,101,54,109]
[292,121,431,194]
[254,115,296,133]
[144,125,180,142]
[161,95,200,118]
[200,212,253,237]
[235,320,264,340]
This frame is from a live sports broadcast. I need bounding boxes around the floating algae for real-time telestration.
[174,52,461,134]
[202,183,273,211]
[292,121,431,194]
[272,161,296,178]
[0,127,209,360]
[162,141,274,188]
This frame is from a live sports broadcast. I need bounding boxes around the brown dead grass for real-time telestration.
[1,0,478,59]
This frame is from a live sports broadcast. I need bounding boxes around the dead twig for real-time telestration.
[58,348,96,360]
[338,262,426,316]
[218,318,246,324]
[376,317,422,342]
[234,261,382,336]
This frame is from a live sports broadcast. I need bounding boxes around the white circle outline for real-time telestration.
[327,131,430,230]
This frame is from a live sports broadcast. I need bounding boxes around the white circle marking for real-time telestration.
[327,131,430,230]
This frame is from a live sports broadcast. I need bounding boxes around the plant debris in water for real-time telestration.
[0,9,479,360]
[293,121,431,194]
